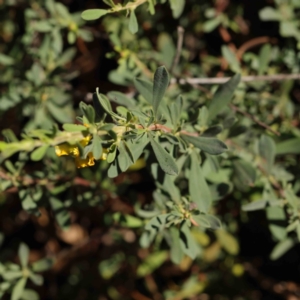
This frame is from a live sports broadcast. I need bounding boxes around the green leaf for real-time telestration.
[113,213,143,228]
[107,144,117,163]
[95,89,113,114]
[270,238,294,260]
[242,199,281,211]
[107,91,136,108]
[81,9,108,21]
[169,227,184,264]
[18,243,29,268]
[11,278,27,300]
[276,138,300,155]
[208,74,241,121]
[29,273,43,286]
[152,66,169,118]
[148,0,155,14]
[202,17,221,32]
[181,135,227,155]
[221,46,241,73]
[95,89,124,120]
[169,0,185,18]
[259,7,281,21]
[62,124,87,132]
[269,224,286,241]
[192,214,222,229]
[258,44,272,75]
[137,251,168,277]
[140,215,169,248]
[107,160,120,178]
[149,135,178,175]
[92,93,105,119]
[49,197,70,230]
[202,125,223,137]
[32,258,54,272]
[2,270,22,281]
[216,230,239,255]
[117,141,133,172]
[19,190,38,212]
[67,31,76,44]
[103,0,115,7]
[30,145,49,161]
[233,160,256,186]
[99,253,124,280]
[21,289,39,300]
[34,20,52,32]
[189,152,212,212]
[169,95,183,127]
[259,134,276,173]
[92,134,103,160]
[79,102,95,124]
[0,53,15,66]
[179,221,200,259]
[56,48,77,66]
[284,188,299,210]
[126,134,149,162]
[46,101,73,123]
[134,78,153,104]
[128,10,138,34]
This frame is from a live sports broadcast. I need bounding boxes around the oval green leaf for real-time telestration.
[181,135,227,155]
[128,10,138,34]
[152,66,169,118]
[30,145,49,161]
[81,9,108,21]
[149,134,178,175]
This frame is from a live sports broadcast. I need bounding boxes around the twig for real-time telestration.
[171,73,300,85]
[230,104,280,136]
[236,36,277,60]
[170,26,185,74]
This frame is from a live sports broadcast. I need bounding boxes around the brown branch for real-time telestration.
[230,104,281,136]
[236,36,277,60]
[171,73,300,85]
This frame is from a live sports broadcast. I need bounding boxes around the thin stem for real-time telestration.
[171,73,300,85]
[230,104,281,136]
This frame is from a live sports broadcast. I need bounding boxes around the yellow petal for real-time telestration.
[55,144,78,157]
[75,152,95,168]
[80,135,92,147]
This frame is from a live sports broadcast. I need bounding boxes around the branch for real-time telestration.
[230,104,281,136]
[171,73,300,85]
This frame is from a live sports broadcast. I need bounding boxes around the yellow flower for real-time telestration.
[75,152,95,168]
[55,143,80,157]
[55,134,108,169]
[55,135,92,158]
[75,150,108,168]
[79,135,92,147]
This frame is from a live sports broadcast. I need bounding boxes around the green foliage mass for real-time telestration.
[1,0,300,299]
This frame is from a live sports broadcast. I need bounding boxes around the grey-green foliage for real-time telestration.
[1,66,234,264]
[0,243,53,300]
[1,2,300,295]
[0,0,92,128]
